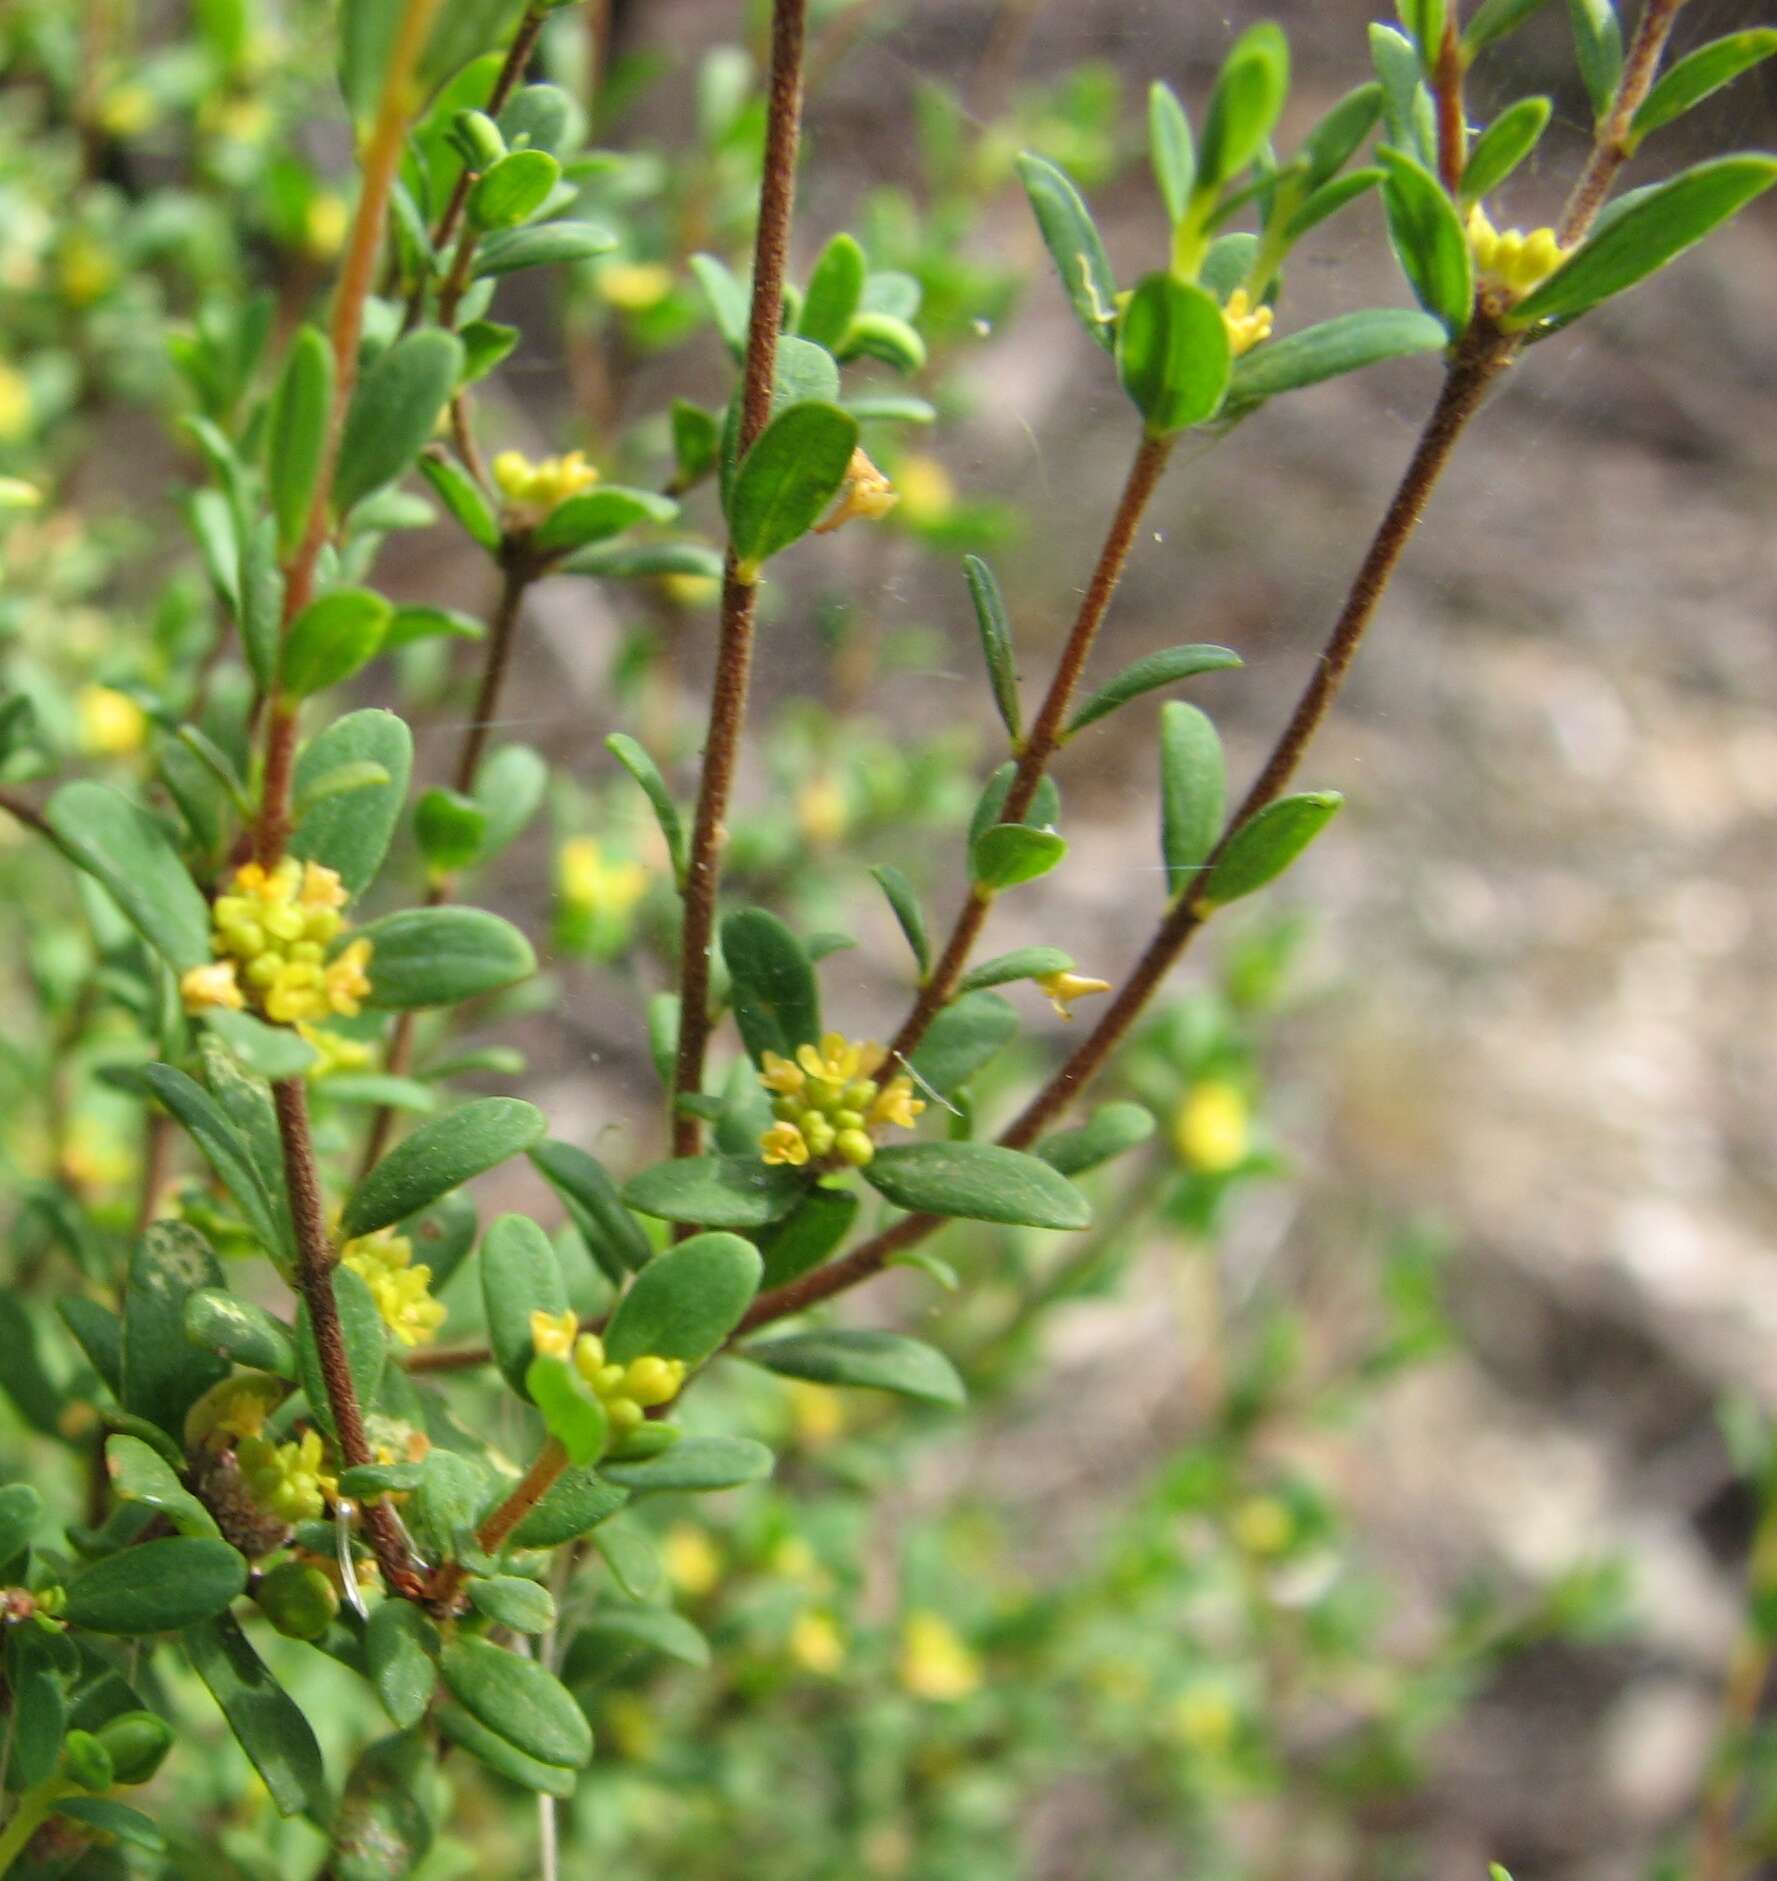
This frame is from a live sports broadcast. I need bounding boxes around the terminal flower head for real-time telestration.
[1221,287,1274,358]
[1466,203,1569,305]
[342,1229,447,1347]
[757,1032,923,1170]
[192,857,373,1029]
[493,448,599,524]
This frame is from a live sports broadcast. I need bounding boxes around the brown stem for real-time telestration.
[1556,0,1690,248]
[134,1111,173,1236]
[670,0,810,1156]
[1695,1501,1777,1880]
[1433,18,1466,195]
[428,1435,568,1608]
[272,1079,426,1596]
[886,430,1175,1064]
[0,788,54,842]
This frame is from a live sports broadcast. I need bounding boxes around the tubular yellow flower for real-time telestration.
[788,1609,847,1675]
[663,1523,721,1597]
[532,1308,580,1362]
[1221,287,1274,358]
[759,1051,806,1097]
[558,837,647,916]
[761,1120,812,1166]
[181,960,246,1014]
[891,453,956,528]
[1036,969,1111,1021]
[239,1429,336,1525]
[867,1075,924,1131]
[1466,203,1569,302]
[1172,1080,1250,1173]
[342,1231,447,1347]
[596,261,675,311]
[77,685,147,756]
[758,1032,921,1167]
[201,858,372,1027]
[322,938,373,1017]
[814,448,898,535]
[492,448,599,523]
[297,1024,374,1078]
[898,1611,982,1702]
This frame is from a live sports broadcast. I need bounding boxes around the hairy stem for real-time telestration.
[887,429,1175,1064]
[428,1435,569,1609]
[670,0,810,1157]
[1433,17,1466,195]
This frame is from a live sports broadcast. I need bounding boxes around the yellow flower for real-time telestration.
[58,1118,134,1191]
[568,1330,685,1427]
[1036,969,1111,1021]
[605,1692,658,1762]
[760,1120,811,1166]
[184,1374,285,1448]
[530,1308,579,1362]
[322,938,373,1017]
[867,1075,924,1131]
[492,448,599,522]
[557,837,647,916]
[0,364,32,442]
[1466,203,1568,302]
[788,1609,846,1675]
[300,861,349,911]
[759,1051,806,1098]
[891,454,955,529]
[98,85,156,136]
[1172,1080,1250,1173]
[1230,1494,1294,1558]
[239,1428,336,1525]
[795,775,849,846]
[898,1612,981,1702]
[758,1033,919,1168]
[342,1231,447,1347]
[814,448,898,535]
[663,1523,721,1597]
[303,194,350,260]
[787,1381,846,1447]
[297,1024,373,1078]
[596,261,675,312]
[181,960,246,1014]
[1221,287,1274,358]
[77,685,147,756]
[59,235,116,307]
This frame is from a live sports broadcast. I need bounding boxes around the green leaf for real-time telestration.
[726,401,859,577]
[64,1537,246,1634]
[971,823,1067,891]
[0,1481,44,1565]
[281,587,391,698]
[1460,96,1552,202]
[121,1218,231,1435]
[1505,155,1777,330]
[1377,146,1474,337]
[957,945,1074,995]
[365,1600,439,1730]
[533,485,679,556]
[418,451,500,552]
[1149,81,1195,223]
[593,1518,662,1601]
[1201,790,1344,906]
[1371,23,1435,163]
[1160,700,1227,892]
[401,1189,479,1291]
[185,1289,297,1376]
[1066,643,1242,737]
[441,1637,593,1768]
[105,1435,219,1538]
[55,1799,165,1851]
[267,326,332,560]
[331,1732,433,1880]
[604,1231,763,1366]
[46,783,211,972]
[837,310,927,373]
[605,732,685,882]
[512,1466,628,1549]
[1283,167,1386,246]
[1567,0,1624,122]
[343,1098,547,1237]
[908,990,1018,1098]
[58,1296,121,1395]
[185,1611,327,1816]
[1463,0,1552,55]
[1198,23,1290,189]
[600,1435,773,1493]
[290,709,413,901]
[473,219,617,277]
[335,330,464,516]
[357,905,536,1009]
[870,864,931,979]
[1117,273,1231,433]
[414,787,487,876]
[460,318,520,383]
[1299,81,1384,187]
[670,400,720,486]
[689,251,747,355]
[1397,0,1446,59]
[471,743,548,859]
[756,1185,857,1290]
[1037,1101,1157,1177]
[529,1139,653,1282]
[962,554,1021,742]
[743,1329,966,1407]
[468,147,561,230]
[527,1355,610,1466]
[798,231,867,348]
[1229,307,1449,408]
[722,908,820,1064]
[623,1155,805,1230]
[197,1040,296,1256]
[480,1212,569,1398]
[294,758,395,815]
[566,1604,709,1673]
[437,1702,578,1796]
[865,1141,1091,1230]
[1629,32,1777,151]
[968,764,1060,849]
[204,1009,319,1081]
[469,1575,556,1633]
[295,1263,388,1442]
[1016,151,1118,351]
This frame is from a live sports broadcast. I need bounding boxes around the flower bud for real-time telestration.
[96,1710,175,1785]
[61,1730,115,1793]
[256,1558,340,1641]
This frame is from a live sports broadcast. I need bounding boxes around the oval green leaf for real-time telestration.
[1200,790,1344,906]
[440,1636,592,1769]
[64,1537,247,1635]
[343,1098,548,1238]
[726,401,859,577]
[603,1231,763,1367]
[864,1141,1092,1230]
[356,905,536,1010]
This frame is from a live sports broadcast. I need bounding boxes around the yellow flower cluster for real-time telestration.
[530,1310,686,1434]
[757,1032,924,1170]
[492,448,599,523]
[341,1229,447,1348]
[180,858,372,1027]
[238,1428,336,1525]
[1221,287,1274,358]
[558,837,648,916]
[298,1023,374,1078]
[1466,204,1568,302]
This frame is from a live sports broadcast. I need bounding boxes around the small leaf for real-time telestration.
[121,1218,231,1435]
[281,587,391,697]
[1377,146,1474,337]
[533,485,679,557]
[58,1296,121,1395]
[343,1098,548,1238]
[294,758,395,814]
[1629,31,1777,151]
[527,1355,610,1466]
[605,732,685,882]
[1117,273,1231,434]
[55,1799,165,1851]
[957,945,1074,995]
[1227,308,1449,407]
[1198,23,1290,190]
[418,451,500,551]
[335,330,465,516]
[622,1156,805,1230]
[722,908,820,1064]
[604,1231,763,1367]
[64,1537,247,1634]
[836,310,927,373]
[971,823,1067,891]
[185,1289,297,1377]
[440,1637,593,1768]
[472,743,549,859]
[414,787,488,876]
[600,1435,773,1493]
[726,401,859,577]
[511,1467,628,1549]
[798,231,867,348]
[1460,96,1552,202]
[204,1009,319,1081]
[1567,0,1624,122]
[1149,80,1195,223]
[357,905,536,1009]
[865,1141,1091,1230]
[566,1605,709,1672]
[1037,1102,1157,1177]
[468,147,561,230]
[870,864,931,978]
[1066,643,1241,736]
[689,251,747,355]
[0,1481,43,1564]
[473,219,617,277]
[105,1434,219,1538]
[46,783,211,972]
[592,1518,662,1601]
[963,554,1021,742]
[290,709,413,901]
[1299,81,1384,187]
[1463,0,1552,55]
[908,990,1018,1098]
[1016,151,1118,351]
[756,1185,858,1290]
[1505,155,1777,330]
[295,1263,388,1442]
[185,1611,326,1816]
[480,1212,569,1398]
[529,1138,653,1282]
[469,1575,556,1633]
[742,1329,965,1407]
[436,1704,577,1796]
[365,1599,439,1730]
[1160,700,1227,892]
[1200,790,1344,906]
[267,326,332,560]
